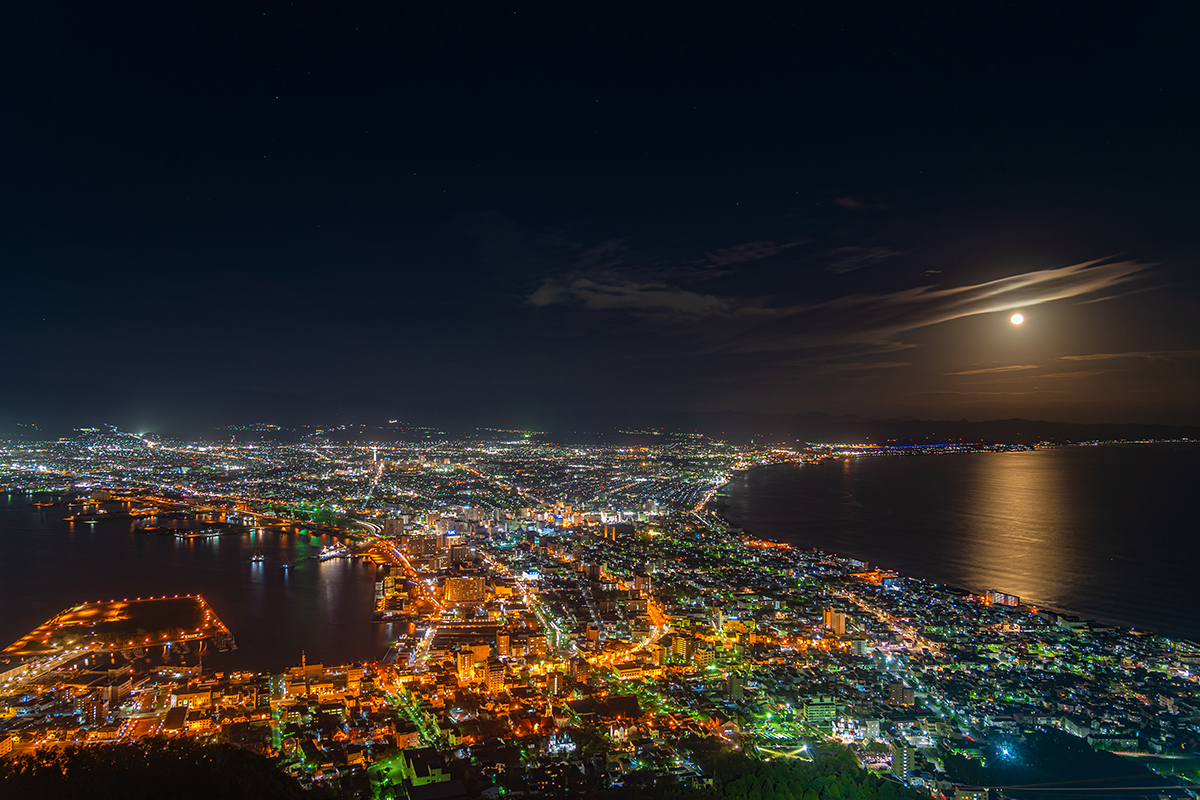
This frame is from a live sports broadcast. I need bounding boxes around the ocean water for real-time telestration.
[720,443,1200,641]
[0,498,389,671]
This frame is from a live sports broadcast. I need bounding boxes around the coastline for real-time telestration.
[712,445,1200,644]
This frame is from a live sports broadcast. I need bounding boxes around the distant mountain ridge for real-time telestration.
[638,410,1200,445]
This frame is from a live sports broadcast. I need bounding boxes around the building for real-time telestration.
[496,628,511,657]
[457,649,477,682]
[726,673,744,700]
[0,733,17,758]
[823,608,847,636]
[803,696,838,726]
[486,659,505,693]
[400,747,451,786]
[955,787,988,800]
[569,657,591,682]
[449,544,475,565]
[892,739,914,779]
[986,590,1019,607]
[548,671,565,696]
[615,663,643,680]
[888,681,915,706]
[444,576,486,604]
[671,634,695,663]
[529,762,571,796]
[407,534,440,557]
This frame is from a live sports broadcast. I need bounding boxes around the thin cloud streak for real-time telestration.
[697,239,811,268]
[820,361,911,373]
[1076,284,1167,305]
[528,273,729,317]
[1061,349,1200,362]
[728,258,1153,352]
[967,370,1110,385]
[919,390,1067,396]
[945,364,1040,376]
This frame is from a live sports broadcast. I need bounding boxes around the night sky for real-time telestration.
[4,2,1200,434]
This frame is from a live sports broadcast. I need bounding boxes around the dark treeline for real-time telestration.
[0,738,923,800]
[591,747,923,800]
[0,737,324,800]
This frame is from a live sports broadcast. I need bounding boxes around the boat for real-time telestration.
[318,545,350,561]
[250,550,266,562]
[281,559,293,570]
[174,527,223,539]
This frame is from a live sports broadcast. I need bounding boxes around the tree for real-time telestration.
[0,737,307,800]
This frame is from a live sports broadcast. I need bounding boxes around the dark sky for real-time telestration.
[3,1,1200,433]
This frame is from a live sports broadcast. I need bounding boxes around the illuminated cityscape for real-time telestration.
[4,1,1200,798]
[2,428,1198,797]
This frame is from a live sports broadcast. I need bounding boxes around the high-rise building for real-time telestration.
[496,628,511,657]
[891,739,914,779]
[569,657,591,681]
[804,695,838,726]
[443,576,486,604]
[486,659,505,693]
[823,608,847,636]
[406,534,439,557]
[726,673,744,700]
[450,544,475,565]
[672,634,695,662]
[548,671,565,696]
[457,649,476,682]
[888,681,915,706]
[986,590,1019,607]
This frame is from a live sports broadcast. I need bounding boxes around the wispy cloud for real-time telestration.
[730,258,1153,353]
[526,238,816,316]
[528,273,729,318]
[965,369,1110,385]
[918,390,1067,396]
[697,239,811,269]
[1060,349,1200,362]
[1028,370,1108,380]
[1076,284,1166,305]
[945,364,1039,376]
[820,361,911,373]
[821,246,901,274]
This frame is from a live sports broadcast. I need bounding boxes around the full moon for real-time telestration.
[1011,313,1025,325]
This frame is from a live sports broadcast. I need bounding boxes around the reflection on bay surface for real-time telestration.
[0,498,388,672]
[721,443,1200,640]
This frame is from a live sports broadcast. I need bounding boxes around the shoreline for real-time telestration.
[712,452,1200,646]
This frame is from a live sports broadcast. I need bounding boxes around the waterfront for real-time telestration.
[721,442,1200,641]
[0,496,388,671]
[3,434,1200,794]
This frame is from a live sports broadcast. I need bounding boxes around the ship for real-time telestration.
[280,559,293,570]
[174,527,223,539]
[250,550,266,562]
[318,545,350,561]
